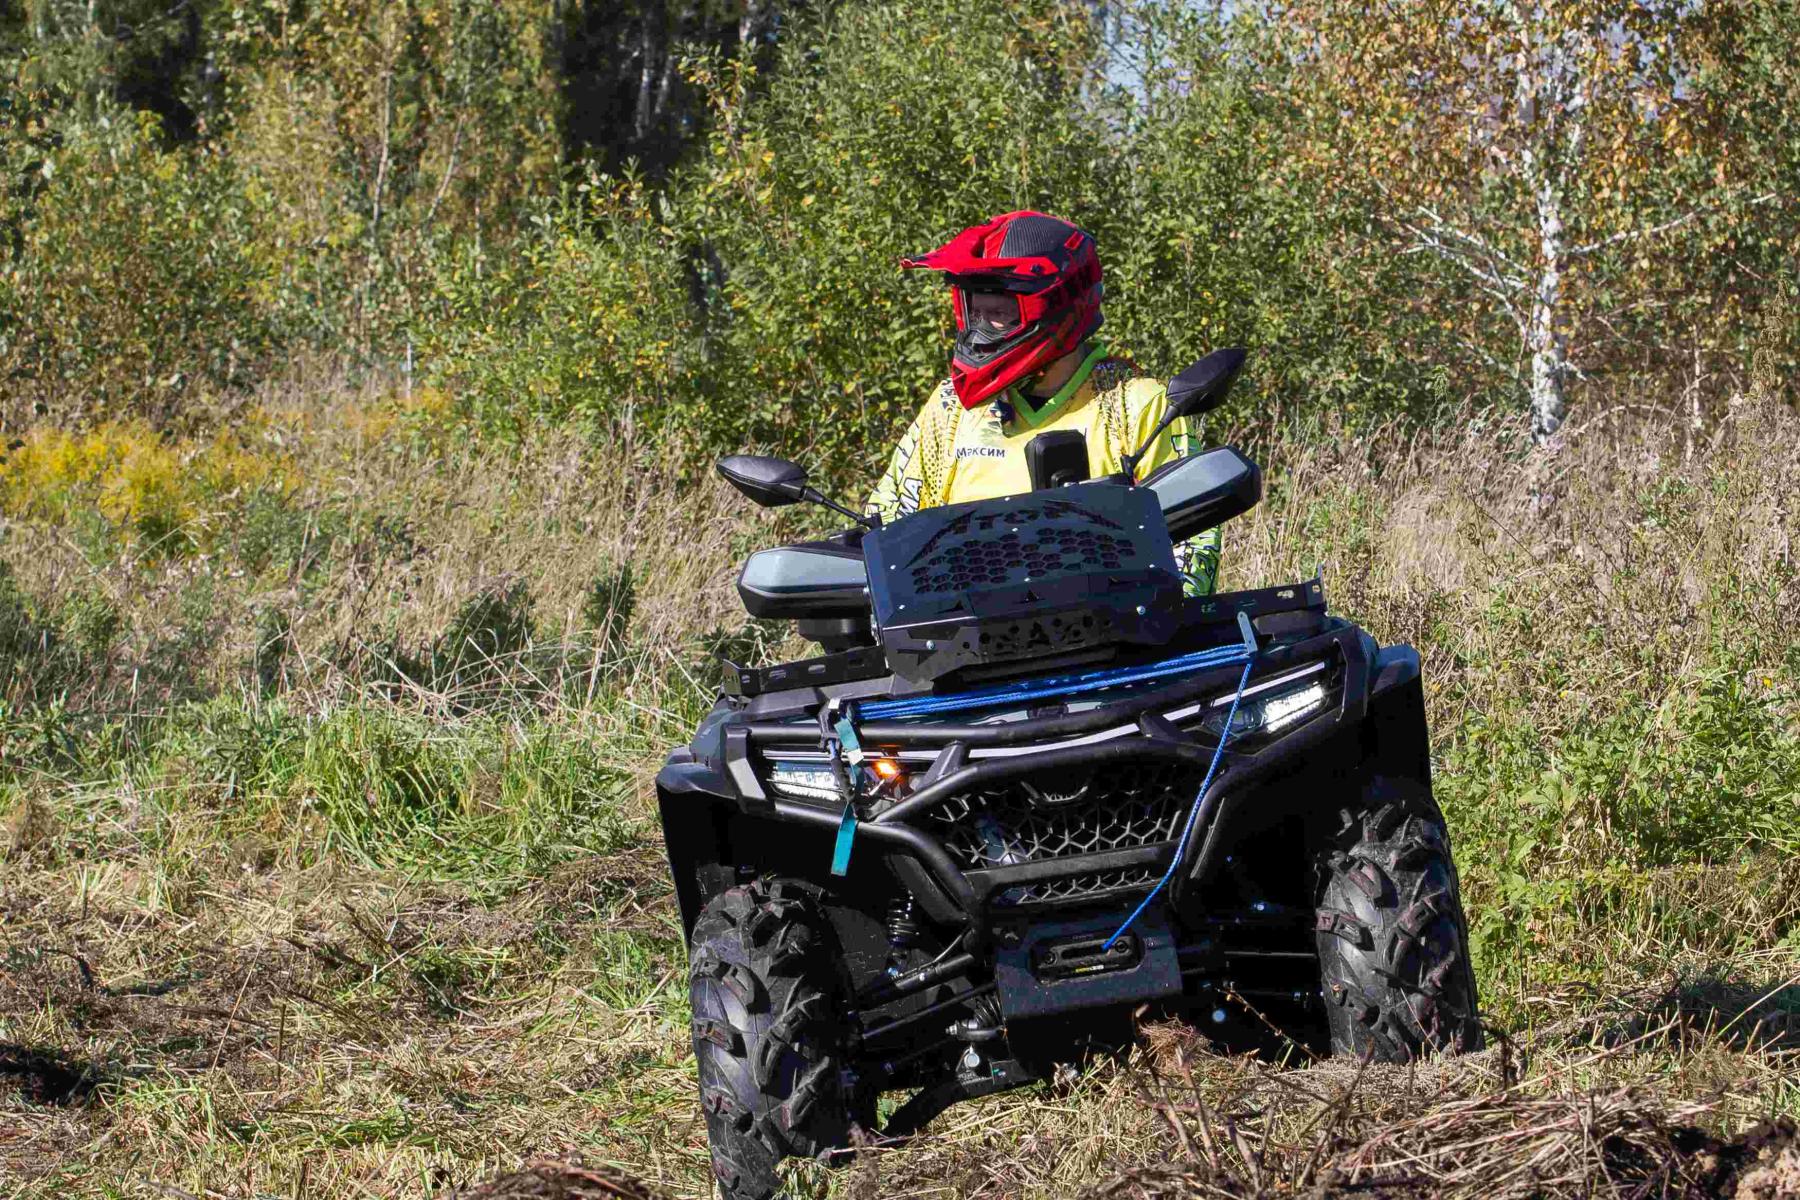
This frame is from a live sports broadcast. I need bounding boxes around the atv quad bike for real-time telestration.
[657,351,1482,1199]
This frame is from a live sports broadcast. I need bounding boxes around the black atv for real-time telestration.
[656,351,1481,1199]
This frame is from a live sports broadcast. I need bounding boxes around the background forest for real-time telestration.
[1,2,1798,1198]
[5,0,1798,449]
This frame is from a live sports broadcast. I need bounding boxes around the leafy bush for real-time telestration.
[423,176,697,440]
[428,2,1127,467]
[0,112,280,427]
[219,0,561,350]
[421,1,1470,475]
[10,0,1795,445]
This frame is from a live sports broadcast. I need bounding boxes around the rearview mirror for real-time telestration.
[1165,347,1247,420]
[717,455,809,508]
[1120,347,1250,483]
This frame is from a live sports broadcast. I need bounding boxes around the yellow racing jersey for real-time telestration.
[865,344,1223,595]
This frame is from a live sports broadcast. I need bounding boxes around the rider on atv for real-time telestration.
[867,210,1223,596]
[672,222,1482,1196]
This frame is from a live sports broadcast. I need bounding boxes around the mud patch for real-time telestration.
[1600,1117,1799,1200]
[0,1044,108,1105]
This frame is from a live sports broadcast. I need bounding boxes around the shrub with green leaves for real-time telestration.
[0,111,279,428]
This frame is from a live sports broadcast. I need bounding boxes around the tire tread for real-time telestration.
[1316,781,1483,1061]
[689,880,858,1200]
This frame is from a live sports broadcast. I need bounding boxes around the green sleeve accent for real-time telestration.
[1161,410,1221,596]
[1178,524,1222,597]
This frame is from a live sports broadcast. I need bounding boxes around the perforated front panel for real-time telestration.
[925,762,1201,908]
[1001,865,1161,907]
[928,763,1196,868]
[864,483,1186,683]
[905,500,1140,595]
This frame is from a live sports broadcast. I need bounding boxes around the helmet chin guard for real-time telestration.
[903,211,1103,408]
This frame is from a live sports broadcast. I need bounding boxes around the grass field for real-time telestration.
[3,378,1797,1197]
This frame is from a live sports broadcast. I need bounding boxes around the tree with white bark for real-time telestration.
[1265,0,1761,442]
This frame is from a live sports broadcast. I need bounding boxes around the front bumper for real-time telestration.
[658,599,1437,941]
[756,621,1361,920]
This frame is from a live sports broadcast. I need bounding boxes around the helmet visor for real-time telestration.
[960,288,1024,338]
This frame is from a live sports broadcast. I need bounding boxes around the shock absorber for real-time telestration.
[885,896,920,973]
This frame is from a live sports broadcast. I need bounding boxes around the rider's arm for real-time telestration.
[865,385,954,524]
[1125,378,1223,597]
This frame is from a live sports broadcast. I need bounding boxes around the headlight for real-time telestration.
[766,762,841,802]
[765,757,905,803]
[1199,680,1329,740]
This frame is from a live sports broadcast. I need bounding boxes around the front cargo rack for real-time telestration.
[720,576,1328,699]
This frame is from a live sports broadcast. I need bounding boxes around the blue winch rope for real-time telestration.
[857,639,1256,722]
[1102,652,1256,953]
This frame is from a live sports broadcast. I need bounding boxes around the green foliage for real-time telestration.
[0,59,62,254]
[0,111,279,426]
[430,2,1299,468]
[6,0,1797,443]
[233,488,319,576]
[3,0,223,140]
[218,0,562,349]
[433,577,535,691]
[422,0,1539,468]
[1,0,562,425]
[0,560,114,710]
[253,605,293,693]
[108,693,636,876]
[0,0,1797,1090]
[1091,11,1440,418]
[423,176,695,439]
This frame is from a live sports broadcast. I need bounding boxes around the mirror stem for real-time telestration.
[806,488,879,529]
[1119,411,1178,484]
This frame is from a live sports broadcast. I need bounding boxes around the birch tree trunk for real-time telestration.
[1525,173,1569,440]
[1507,7,1589,443]
[633,20,657,141]
[1287,0,1745,449]
[740,0,771,48]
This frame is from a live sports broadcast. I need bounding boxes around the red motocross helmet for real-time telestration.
[902,211,1103,409]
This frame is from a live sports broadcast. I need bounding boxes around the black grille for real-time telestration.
[926,763,1199,870]
[997,865,1161,907]
[910,523,1139,594]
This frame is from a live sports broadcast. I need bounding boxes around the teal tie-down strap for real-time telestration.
[831,802,858,877]
[829,707,864,877]
[833,714,865,764]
